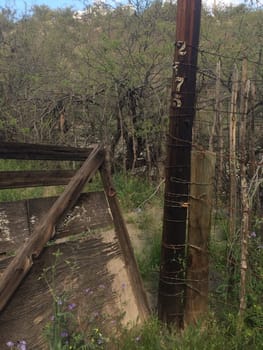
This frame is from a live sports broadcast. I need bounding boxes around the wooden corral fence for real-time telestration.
[0,141,150,349]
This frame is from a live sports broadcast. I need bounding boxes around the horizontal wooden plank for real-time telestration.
[0,170,77,189]
[0,141,97,160]
[0,192,112,256]
[0,235,121,349]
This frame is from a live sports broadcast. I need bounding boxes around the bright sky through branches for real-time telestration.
[204,0,244,5]
[0,0,248,16]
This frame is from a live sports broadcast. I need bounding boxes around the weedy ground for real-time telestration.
[2,171,263,349]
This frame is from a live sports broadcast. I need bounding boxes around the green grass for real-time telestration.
[135,211,162,280]
[113,313,263,350]
[0,159,79,202]
[112,173,163,292]
[1,163,262,349]
[112,173,163,211]
[0,186,45,202]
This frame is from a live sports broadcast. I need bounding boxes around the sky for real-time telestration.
[0,0,249,16]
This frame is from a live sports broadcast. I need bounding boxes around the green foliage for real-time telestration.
[208,212,263,345]
[0,186,44,202]
[135,211,161,280]
[83,173,103,193]
[113,173,162,210]
[1,2,262,170]
[1,2,262,348]
[115,314,263,350]
[245,231,263,331]
[0,159,78,202]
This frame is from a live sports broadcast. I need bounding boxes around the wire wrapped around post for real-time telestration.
[158,0,202,328]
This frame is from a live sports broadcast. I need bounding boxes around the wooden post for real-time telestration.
[208,61,222,153]
[184,150,216,325]
[100,162,150,321]
[0,145,104,312]
[229,64,239,240]
[215,61,224,193]
[239,59,250,321]
[227,65,239,300]
[248,83,256,178]
[158,0,202,327]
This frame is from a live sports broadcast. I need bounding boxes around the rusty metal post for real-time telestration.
[158,0,202,327]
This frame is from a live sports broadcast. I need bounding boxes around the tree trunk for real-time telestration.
[216,61,224,194]
[248,83,256,178]
[227,64,239,301]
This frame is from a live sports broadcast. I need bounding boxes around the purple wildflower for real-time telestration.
[68,303,76,311]
[121,283,126,289]
[61,331,69,338]
[6,341,15,348]
[97,338,103,345]
[99,284,105,289]
[249,232,256,238]
[85,288,94,295]
[17,340,27,350]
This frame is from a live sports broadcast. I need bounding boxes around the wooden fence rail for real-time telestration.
[0,141,150,349]
[0,170,76,189]
[0,144,104,311]
[0,141,95,160]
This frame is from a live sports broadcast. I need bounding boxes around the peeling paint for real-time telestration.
[0,210,12,242]
[30,215,37,225]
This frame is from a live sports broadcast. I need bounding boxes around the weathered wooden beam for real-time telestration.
[158,0,202,327]
[184,150,216,325]
[0,141,95,161]
[0,145,105,312]
[0,170,76,189]
[100,164,150,321]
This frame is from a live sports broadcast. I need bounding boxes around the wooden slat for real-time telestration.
[0,145,105,311]
[0,141,95,160]
[0,236,121,349]
[0,192,112,257]
[100,164,150,321]
[29,192,112,237]
[0,170,76,189]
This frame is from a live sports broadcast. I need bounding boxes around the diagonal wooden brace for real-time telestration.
[0,145,104,312]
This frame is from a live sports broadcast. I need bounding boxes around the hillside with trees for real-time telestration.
[0,1,262,349]
[0,2,262,174]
